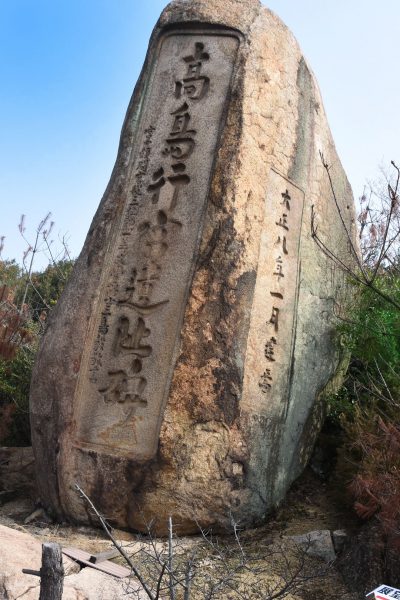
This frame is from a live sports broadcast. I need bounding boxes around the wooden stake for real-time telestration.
[39,543,64,600]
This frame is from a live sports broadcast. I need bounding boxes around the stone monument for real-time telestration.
[30,0,356,533]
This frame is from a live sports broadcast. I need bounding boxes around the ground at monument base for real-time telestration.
[0,468,359,600]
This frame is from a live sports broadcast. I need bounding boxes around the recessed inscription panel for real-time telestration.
[75,31,240,459]
[242,169,304,419]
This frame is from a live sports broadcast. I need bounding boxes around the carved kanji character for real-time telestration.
[276,213,289,230]
[113,315,152,358]
[169,102,196,137]
[175,42,210,100]
[167,163,190,212]
[281,189,291,211]
[273,256,285,281]
[259,369,272,393]
[275,235,288,254]
[264,336,277,361]
[139,211,168,267]
[163,102,197,161]
[99,359,148,412]
[119,268,137,304]
[183,42,210,67]
[138,210,181,289]
[270,291,283,299]
[269,306,280,332]
[163,138,195,160]
[148,167,166,204]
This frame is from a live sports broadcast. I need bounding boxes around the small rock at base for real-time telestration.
[332,529,348,554]
[288,529,336,563]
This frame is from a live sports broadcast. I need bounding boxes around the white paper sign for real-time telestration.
[368,585,400,600]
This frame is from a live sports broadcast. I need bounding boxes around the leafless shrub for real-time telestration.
[75,484,329,600]
[17,213,71,312]
[311,152,400,311]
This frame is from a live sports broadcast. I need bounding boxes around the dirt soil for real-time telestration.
[271,467,358,535]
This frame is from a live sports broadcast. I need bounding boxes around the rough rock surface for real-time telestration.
[289,530,336,563]
[0,525,80,600]
[0,447,36,501]
[30,0,356,534]
[0,524,134,600]
[332,529,347,554]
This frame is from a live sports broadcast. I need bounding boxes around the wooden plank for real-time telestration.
[62,547,131,578]
[90,548,121,563]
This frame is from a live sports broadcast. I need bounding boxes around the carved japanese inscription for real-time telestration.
[75,31,240,459]
[242,169,304,418]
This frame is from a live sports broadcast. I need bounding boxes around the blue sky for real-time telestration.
[1,1,400,268]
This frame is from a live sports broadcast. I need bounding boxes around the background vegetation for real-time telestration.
[0,216,74,445]
[313,159,400,583]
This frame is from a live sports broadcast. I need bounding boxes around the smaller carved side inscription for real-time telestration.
[242,169,304,419]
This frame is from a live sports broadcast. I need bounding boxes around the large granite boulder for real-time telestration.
[30,0,356,534]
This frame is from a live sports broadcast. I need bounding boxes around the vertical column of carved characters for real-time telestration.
[97,43,213,421]
[271,189,291,297]
[158,42,213,219]
[107,199,171,412]
[89,298,112,382]
[122,42,212,321]
[117,213,172,313]
[259,306,278,393]
[88,127,155,387]
[259,189,292,394]
[113,41,213,403]
[98,315,151,420]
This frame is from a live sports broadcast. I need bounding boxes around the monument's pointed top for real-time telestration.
[159,0,262,35]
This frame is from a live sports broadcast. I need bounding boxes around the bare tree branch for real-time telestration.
[74,483,155,600]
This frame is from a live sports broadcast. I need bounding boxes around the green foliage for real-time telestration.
[14,259,74,318]
[0,259,22,288]
[337,273,400,408]
[0,257,74,445]
[314,161,400,568]
[331,270,400,556]
[326,386,356,425]
[0,344,37,445]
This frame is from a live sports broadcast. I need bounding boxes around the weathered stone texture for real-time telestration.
[0,446,36,499]
[0,525,133,600]
[30,0,356,534]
